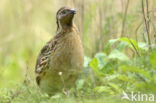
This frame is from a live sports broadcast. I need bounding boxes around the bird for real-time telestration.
[35,6,84,95]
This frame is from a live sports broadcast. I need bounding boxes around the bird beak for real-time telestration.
[70,8,76,14]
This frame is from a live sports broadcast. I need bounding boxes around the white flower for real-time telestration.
[58,72,62,76]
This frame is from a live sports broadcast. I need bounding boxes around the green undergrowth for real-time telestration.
[0,37,156,103]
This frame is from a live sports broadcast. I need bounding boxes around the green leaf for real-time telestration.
[121,65,152,80]
[116,42,129,51]
[150,52,156,68]
[94,86,113,94]
[117,74,134,83]
[108,83,122,93]
[84,56,91,68]
[89,58,103,76]
[108,39,119,46]
[119,37,139,51]
[108,49,129,61]
[138,42,148,51]
[95,53,107,69]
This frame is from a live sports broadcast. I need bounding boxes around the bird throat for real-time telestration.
[57,19,73,34]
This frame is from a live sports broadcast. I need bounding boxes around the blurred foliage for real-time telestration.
[0,0,156,103]
[1,37,156,103]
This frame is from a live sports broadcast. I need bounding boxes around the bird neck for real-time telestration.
[57,20,74,34]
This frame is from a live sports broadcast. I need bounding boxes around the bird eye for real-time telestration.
[61,11,66,14]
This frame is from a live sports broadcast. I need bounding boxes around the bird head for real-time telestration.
[56,7,76,31]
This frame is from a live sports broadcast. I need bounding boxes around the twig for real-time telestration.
[121,0,130,37]
[135,21,143,42]
[98,0,103,51]
[146,0,150,30]
[150,20,156,44]
[141,0,151,50]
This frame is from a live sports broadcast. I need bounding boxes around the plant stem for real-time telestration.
[141,0,151,50]
[121,0,130,37]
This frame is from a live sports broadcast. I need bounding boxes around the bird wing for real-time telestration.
[35,35,60,85]
[35,42,50,85]
[35,43,51,73]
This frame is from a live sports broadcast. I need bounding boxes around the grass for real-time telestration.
[0,45,156,102]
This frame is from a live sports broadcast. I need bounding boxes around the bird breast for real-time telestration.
[50,31,84,73]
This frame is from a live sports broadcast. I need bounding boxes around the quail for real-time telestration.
[35,7,84,95]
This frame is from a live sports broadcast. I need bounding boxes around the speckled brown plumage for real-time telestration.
[35,7,84,95]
